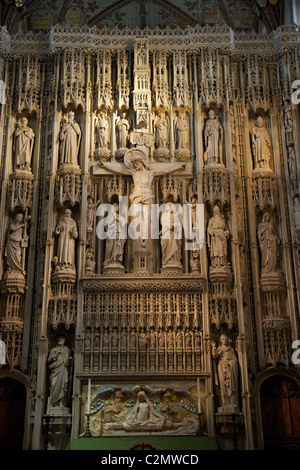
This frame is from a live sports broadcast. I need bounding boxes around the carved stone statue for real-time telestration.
[85,248,96,275]
[203,109,223,165]
[294,196,300,229]
[122,390,165,432]
[120,329,127,349]
[103,203,127,270]
[14,117,35,170]
[59,111,81,166]
[174,113,189,149]
[48,336,72,409]
[139,329,147,351]
[95,111,110,149]
[149,329,156,349]
[4,213,29,277]
[100,149,185,206]
[116,113,130,149]
[288,147,297,178]
[54,209,78,271]
[251,116,272,170]
[284,100,293,131]
[154,111,169,148]
[86,196,100,234]
[176,331,183,349]
[207,205,230,269]
[102,329,109,349]
[160,202,182,269]
[211,335,239,409]
[257,212,280,274]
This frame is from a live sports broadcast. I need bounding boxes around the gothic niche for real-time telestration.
[115,111,131,161]
[8,116,35,213]
[174,110,190,161]
[203,108,229,207]
[55,110,82,207]
[153,110,170,162]
[94,109,111,161]
[257,210,289,367]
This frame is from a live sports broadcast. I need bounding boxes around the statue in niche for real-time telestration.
[160,201,182,269]
[158,330,165,349]
[174,112,189,149]
[185,330,192,349]
[59,111,81,166]
[176,331,183,349]
[207,205,230,269]
[130,329,136,349]
[84,330,91,349]
[139,329,147,351]
[116,113,130,149]
[154,111,169,148]
[257,212,280,274]
[85,248,96,275]
[86,196,100,234]
[100,150,185,206]
[95,111,110,149]
[111,329,118,349]
[102,329,109,349]
[94,334,100,349]
[149,329,156,349]
[203,109,223,165]
[194,330,201,349]
[4,213,29,277]
[103,203,127,270]
[167,329,174,349]
[48,336,72,409]
[284,100,293,131]
[293,196,300,229]
[288,147,297,178]
[120,329,127,349]
[14,117,35,171]
[122,390,165,432]
[211,334,239,409]
[251,116,272,170]
[54,209,78,271]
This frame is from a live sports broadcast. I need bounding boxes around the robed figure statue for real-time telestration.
[48,336,72,409]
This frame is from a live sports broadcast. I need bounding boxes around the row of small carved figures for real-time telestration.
[83,329,202,351]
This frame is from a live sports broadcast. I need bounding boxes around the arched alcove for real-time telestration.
[0,377,26,450]
[260,375,300,450]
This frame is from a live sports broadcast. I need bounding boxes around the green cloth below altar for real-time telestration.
[66,436,218,450]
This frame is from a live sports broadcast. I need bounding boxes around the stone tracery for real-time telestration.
[0,18,299,450]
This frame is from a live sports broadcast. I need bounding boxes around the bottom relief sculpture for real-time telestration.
[83,384,200,436]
